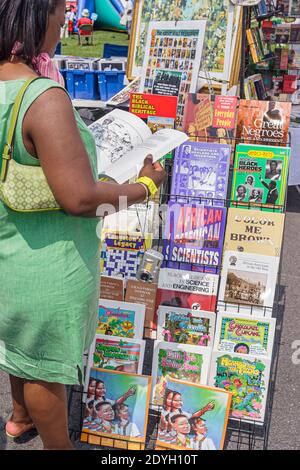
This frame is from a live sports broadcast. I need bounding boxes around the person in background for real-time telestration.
[122,0,133,39]
[77,8,93,43]
[68,4,76,36]
[60,6,71,44]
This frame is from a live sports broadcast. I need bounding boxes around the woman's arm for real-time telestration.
[23,88,166,217]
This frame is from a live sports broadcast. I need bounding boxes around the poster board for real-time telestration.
[128,0,237,87]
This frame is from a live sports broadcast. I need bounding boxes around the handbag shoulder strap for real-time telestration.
[0,77,43,182]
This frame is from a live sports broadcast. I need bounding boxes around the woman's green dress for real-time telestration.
[0,79,100,385]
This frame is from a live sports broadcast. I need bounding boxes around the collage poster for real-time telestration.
[140,21,206,128]
[130,0,235,82]
[156,378,231,450]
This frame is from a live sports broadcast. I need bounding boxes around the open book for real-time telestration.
[89,109,188,184]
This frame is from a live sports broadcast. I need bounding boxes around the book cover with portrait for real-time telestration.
[236,99,291,146]
[231,143,290,212]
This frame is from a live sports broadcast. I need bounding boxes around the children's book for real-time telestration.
[218,251,279,316]
[214,313,276,357]
[170,141,230,205]
[183,94,238,144]
[81,368,151,449]
[89,109,188,183]
[157,306,216,348]
[231,143,290,211]
[223,208,285,257]
[236,100,291,146]
[162,202,227,273]
[88,335,146,374]
[156,378,231,450]
[151,342,211,408]
[209,352,271,423]
[155,268,219,333]
[97,299,145,339]
[100,230,153,280]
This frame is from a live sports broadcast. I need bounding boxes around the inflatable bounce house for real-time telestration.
[67,0,131,31]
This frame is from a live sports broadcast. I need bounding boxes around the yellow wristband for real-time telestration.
[136,177,158,198]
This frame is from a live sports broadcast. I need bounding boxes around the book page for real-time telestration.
[89,109,152,175]
[102,128,188,183]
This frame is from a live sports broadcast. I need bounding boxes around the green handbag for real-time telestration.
[0,77,61,212]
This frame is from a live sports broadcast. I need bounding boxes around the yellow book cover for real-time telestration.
[223,208,285,257]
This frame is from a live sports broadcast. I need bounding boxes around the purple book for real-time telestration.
[171,141,231,206]
[162,201,227,274]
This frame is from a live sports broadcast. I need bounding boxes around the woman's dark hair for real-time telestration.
[0,0,62,62]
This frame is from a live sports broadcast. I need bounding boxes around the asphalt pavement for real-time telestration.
[1,187,300,451]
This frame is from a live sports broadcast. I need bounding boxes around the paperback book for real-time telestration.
[88,335,146,374]
[81,368,151,449]
[218,251,279,316]
[236,99,291,146]
[209,352,271,423]
[183,94,238,144]
[171,141,230,205]
[231,143,290,211]
[214,313,276,357]
[89,108,188,183]
[156,378,231,451]
[155,268,219,333]
[100,230,152,280]
[125,279,158,339]
[223,208,285,257]
[151,342,211,407]
[97,299,145,339]
[162,202,227,273]
[157,306,216,348]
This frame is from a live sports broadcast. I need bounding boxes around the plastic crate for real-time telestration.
[65,70,99,100]
[96,71,126,101]
[103,44,128,59]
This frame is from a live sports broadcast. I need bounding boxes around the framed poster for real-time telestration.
[128,0,236,83]
[139,20,206,127]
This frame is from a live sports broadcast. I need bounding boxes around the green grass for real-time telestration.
[61,30,129,58]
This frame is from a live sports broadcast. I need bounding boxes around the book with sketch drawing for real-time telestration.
[89,109,188,183]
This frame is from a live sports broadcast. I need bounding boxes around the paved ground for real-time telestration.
[1,187,300,451]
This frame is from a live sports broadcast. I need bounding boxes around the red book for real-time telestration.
[283,74,297,94]
[129,93,178,119]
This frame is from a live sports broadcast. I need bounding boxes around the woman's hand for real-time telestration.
[138,155,167,189]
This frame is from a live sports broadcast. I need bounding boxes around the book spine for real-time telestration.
[246,29,259,63]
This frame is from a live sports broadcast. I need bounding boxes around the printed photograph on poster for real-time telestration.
[157,306,216,347]
[128,0,236,84]
[156,378,231,450]
[223,208,285,257]
[290,0,300,15]
[209,352,271,423]
[151,342,211,408]
[97,299,145,339]
[87,335,146,374]
[219,251,279,314]
[214,313,276,357]
[82,368,151,447]
[140,20,206,128]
